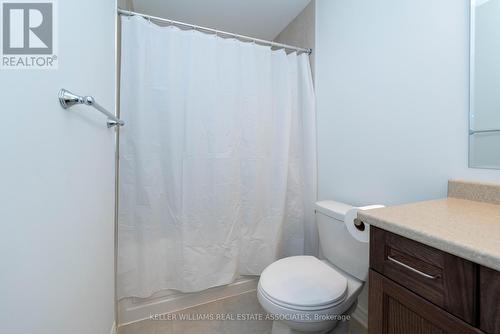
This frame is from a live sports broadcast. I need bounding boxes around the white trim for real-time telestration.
[351,303,368,329]
[118,277,258,326]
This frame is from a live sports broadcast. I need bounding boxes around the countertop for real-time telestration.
[358,197,500,271]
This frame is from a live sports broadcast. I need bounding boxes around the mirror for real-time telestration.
[470,0,500,168]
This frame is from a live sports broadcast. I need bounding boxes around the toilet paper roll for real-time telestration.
[344,205,385,243]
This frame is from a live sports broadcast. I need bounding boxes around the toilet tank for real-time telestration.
[315,201,369,281]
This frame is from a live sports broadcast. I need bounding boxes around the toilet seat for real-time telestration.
[258,285,345,312]
[258,256,348,311]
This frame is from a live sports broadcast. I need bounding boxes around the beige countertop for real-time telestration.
[359,197,500,272]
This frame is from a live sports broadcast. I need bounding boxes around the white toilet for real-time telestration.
[257,201,370,334]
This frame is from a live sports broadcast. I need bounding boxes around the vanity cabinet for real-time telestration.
[480,266,500,333]
[369,270,481,334]
[369,226,500,334]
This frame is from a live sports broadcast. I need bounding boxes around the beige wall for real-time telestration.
[274,0,315,76]
[118,0,134,10]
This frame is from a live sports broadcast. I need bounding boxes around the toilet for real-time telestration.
[257,201,370,334]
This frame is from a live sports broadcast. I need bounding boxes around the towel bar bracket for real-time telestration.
[58,88,124,128]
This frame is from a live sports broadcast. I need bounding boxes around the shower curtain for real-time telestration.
[118,16,316,298]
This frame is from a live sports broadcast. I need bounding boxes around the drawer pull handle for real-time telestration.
[387,256,440,280]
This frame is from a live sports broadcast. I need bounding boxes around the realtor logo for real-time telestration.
[1,0,57,69]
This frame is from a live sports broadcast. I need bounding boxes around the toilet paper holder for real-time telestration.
[353,218,366,231]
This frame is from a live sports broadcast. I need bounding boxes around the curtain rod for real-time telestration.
[118,9,313,55]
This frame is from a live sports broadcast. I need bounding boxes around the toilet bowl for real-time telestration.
[257,256,363,334]
[257,201,371,334]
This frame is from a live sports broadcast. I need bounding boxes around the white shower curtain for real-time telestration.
[118,16,316,298]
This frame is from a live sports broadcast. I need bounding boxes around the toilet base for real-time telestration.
[330,320,349,334]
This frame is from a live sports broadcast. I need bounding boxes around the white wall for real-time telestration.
[316,0,500,326]
[316,0,500,209]
[0,1,117,334]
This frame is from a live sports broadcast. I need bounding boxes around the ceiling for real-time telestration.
[130,0,311,40]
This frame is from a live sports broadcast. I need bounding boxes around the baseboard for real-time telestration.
[118,276,258,326]
[351,303,368,329]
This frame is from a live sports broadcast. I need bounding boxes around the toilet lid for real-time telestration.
[259,256,348,308]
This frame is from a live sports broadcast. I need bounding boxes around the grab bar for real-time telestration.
[58,89,125,128]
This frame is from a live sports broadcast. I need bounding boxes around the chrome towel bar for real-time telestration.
[58,89,124,128]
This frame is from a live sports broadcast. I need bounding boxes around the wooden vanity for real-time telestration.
[359,180,500,334]
[369,226,500,333]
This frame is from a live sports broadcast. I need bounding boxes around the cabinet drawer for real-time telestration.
[370,226,477,324]
[369,270,483,334]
